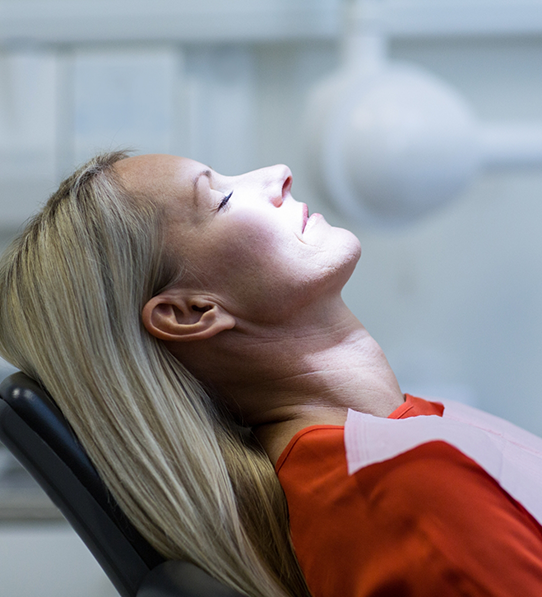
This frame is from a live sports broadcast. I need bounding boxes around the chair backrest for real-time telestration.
[0,371,165,597]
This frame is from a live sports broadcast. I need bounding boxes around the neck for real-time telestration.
[172,298,404,465]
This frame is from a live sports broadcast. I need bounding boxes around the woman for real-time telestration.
[0,152,541,597]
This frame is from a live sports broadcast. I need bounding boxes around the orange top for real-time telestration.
[276,395,542,597]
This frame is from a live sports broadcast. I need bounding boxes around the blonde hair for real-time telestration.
[0,152,311,597]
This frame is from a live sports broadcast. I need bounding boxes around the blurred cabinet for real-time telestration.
[0,50,57,228]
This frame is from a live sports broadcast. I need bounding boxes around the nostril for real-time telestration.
[268,165,293,206]
[282,175,293,198]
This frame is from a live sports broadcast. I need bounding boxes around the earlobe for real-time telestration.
[142,292,235,342]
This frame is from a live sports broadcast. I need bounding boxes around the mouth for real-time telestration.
[302,203,309,232]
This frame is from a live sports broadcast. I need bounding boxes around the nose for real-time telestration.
[267,165,293,207]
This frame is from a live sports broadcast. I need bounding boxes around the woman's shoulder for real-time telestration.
[275,424,345,474]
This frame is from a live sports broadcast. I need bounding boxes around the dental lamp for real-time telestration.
[306,0,542,226]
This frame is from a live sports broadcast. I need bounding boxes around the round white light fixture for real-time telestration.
[306,62,480,226]
[305,1,542,228]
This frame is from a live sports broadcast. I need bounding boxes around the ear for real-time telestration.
[142,290,235,342]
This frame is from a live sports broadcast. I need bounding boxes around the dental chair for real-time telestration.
[0,372,244,597]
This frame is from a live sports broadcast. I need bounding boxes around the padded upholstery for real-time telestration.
[0,372,244,597]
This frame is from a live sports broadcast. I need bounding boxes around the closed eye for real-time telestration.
[218,191,233,211]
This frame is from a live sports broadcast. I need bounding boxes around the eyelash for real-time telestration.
[218,191,233,211]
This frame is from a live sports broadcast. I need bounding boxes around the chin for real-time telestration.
[322,229,362,292]
[342,245,362,283]
[337,227,362,266]
[350,231,362,261]
[343,226,363,268]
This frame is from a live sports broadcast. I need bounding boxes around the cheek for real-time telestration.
[191,222,303,311]
[216,227,292,288]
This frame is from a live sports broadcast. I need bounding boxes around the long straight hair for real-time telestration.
[0,152,311,597]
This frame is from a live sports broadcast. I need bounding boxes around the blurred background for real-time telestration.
[1,0,542,594]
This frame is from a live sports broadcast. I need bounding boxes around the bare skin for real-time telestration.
[115,154,405,465]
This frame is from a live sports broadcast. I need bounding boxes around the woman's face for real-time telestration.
[116,154,361,323]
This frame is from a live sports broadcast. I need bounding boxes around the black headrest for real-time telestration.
[1,373,102,495]
[0,371,165,597]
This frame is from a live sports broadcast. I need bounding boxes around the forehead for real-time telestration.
[113,154,207,210]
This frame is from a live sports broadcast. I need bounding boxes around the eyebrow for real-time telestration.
[192,169,212,190]
[191,169,212,208]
